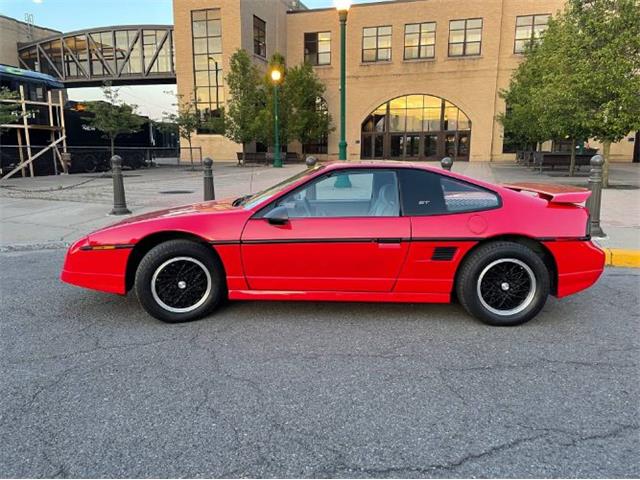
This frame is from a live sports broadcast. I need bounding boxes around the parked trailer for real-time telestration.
[1,65,175,176]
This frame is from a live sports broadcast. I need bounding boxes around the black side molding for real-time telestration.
[432,246,457,261]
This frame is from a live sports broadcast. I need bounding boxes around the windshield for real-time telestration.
[240,165,325,209]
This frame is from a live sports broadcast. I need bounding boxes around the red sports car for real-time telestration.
[61,162,604,326]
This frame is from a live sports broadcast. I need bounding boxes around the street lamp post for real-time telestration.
[336,0,350,161]
[271,68,283,168]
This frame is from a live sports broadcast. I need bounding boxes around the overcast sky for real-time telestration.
[0,0,389,119]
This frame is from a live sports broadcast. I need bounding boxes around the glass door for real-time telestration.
[423,134,439,160]
[405,135,420,159]
[361,135,373,158]
[457,132,470,160]
[390,134,404,159]
[361,134,385,159]
[445,134,457,158]
[374,134,384,158]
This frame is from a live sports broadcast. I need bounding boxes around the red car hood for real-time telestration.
[109,198,240,226]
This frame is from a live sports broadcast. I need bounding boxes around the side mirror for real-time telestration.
[264,206,289,225]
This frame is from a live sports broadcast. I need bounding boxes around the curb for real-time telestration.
[603,248,640,268]
[0,242,70,253]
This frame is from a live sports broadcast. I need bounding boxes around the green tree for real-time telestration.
[499,0,640,185]
[155,119,178,137]
[202,107,226,135]
[163,93,200,168]
[285,63,334,152]
[83,85,145,157]
[533,14,591,176]
[0,87,22,132]
[498,43,548,154]
[565,0,640,186]
[225,49,261,164]
[253,53,332,158]
[254,53,291,151]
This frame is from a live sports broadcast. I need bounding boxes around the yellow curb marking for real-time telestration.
[603,248,640,268]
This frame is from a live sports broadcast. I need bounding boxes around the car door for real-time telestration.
[241,168,411,292]
[394,168,502,294]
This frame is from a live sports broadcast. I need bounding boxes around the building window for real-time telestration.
[362,26,392,63]
[448,18,482,57]
[514,14,550,53]
[253,16,266,58]
[361,94,471,160]
[404,22,436,60]
[191,9,224,128]
[304,32,331,66]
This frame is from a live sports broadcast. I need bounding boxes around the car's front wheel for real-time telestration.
[456,241,550,326]
[135,240,225,323]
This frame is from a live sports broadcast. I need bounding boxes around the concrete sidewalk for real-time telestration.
[1,161,638,261]
[0,162,306,250]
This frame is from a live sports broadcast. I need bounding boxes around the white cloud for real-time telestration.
[32,0,43,4]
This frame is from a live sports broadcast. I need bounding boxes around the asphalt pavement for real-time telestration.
[1,250,638,478]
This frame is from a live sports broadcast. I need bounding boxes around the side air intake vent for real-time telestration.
[432,246,457,261]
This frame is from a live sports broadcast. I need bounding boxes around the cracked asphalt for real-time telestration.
[1,249,638,478]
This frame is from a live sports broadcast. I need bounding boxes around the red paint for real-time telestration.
[394,240,478,294]
[240,217,410,291]
[61,236,129,294]
[542,240,605,297]
[61,162,604,307]
[228,289,450,303]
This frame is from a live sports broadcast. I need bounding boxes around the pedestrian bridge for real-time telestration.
[17,25,176,87]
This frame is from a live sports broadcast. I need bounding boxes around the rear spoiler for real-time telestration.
[503,182,591,204]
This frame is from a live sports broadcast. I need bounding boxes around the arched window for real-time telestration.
[361,94,471,161]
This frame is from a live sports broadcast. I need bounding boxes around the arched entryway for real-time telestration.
[360,94,472,161]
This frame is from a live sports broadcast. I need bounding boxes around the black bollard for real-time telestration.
[441,156,453,171]
[587,154,605,237]
[110,155,131,215]
[305,155,317,168]
[203,157,215,201]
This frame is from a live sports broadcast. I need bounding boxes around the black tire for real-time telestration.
[456,241,550,326]
[82,154,99,173]
[134,240,226,323]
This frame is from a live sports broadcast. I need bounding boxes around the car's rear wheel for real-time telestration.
[456,241,550,326]
[135,240,225,323]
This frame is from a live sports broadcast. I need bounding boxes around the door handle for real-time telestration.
[376,238,402,244]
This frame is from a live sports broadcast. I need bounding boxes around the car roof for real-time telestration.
[321,160,440,172]
[317,160,504,194]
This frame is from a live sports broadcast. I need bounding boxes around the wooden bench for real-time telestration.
[236,151,302,165]
[236,152,267,165]
[285,152,300,163]
[532,152,594,173]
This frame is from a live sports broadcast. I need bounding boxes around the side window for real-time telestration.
[316,172,374,201]
[441,177,500,212]
[273,170,399,218]
[398,169,499,215]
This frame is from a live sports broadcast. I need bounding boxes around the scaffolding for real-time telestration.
[0,84,68,180]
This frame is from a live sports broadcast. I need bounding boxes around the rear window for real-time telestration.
[398,169,500,215]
